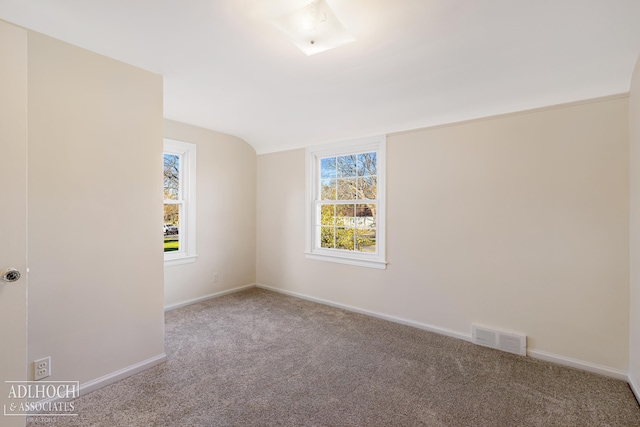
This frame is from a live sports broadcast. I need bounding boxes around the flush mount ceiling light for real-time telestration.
[272,0,356,56]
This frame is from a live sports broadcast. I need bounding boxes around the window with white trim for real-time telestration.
[306,136,386,269]
[164,139,197,266]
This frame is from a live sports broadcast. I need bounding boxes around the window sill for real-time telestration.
[304,252,387,270]
[164,254,198,267]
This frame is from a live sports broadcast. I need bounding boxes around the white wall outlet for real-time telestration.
[34,356,51,380]
[212,272,219,283]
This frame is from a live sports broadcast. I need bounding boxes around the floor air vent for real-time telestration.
[472,324,527,356]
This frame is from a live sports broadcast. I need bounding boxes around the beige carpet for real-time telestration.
[28,288,640,426]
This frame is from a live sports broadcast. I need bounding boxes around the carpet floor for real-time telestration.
[28,288,640,426]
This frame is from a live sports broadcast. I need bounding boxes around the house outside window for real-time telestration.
[305,136,386,269]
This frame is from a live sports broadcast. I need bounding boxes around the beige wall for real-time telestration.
[257,96,630,372]
[163,120,256,308]
[27,32,165,385]
[630,54,640,396]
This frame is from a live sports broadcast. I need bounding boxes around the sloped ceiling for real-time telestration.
[1,0,639,153]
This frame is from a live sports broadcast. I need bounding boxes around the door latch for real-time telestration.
[1,268,21,283]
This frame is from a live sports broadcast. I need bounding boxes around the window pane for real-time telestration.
[337,178,356,200]
[336,204,354,227]
[164,204,180,252]
[356,204,376,228]
[357,152,377,177]
[355,202,376,252]
[320,204,335,225]
[356,228,376,253]
[321,157,336,179]
[164,203,180,228]
[335,228,355,250]
[164,153,180,200]
[357,176,377,200]
[337,155,357,177]
[321,178,336,200]
[320,226,335,248]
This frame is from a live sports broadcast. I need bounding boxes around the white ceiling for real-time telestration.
[1,0,639,154]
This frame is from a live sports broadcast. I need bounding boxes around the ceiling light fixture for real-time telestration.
[272,0,356,56]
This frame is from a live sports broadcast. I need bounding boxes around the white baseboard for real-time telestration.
[629,375,640,404]
[527,349,628,381]
[164,283,256,311]
[30,285,256,413]
[256,283,630,382]
[79,353,167,396]
[30,353,167,412]
[255,283,472,343]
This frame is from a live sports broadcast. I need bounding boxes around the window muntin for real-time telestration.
[316,152,378,253]
[306,136,386,269]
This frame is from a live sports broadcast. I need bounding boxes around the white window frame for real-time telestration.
[164,138,197,266]
[305,135,387,269]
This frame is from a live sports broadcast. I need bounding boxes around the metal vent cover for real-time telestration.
[472,324,527,356]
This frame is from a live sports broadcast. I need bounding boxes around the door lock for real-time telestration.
[1,268,21,283]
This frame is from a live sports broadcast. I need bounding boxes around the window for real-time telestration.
[305,136,386,269]
[164,139,197,266]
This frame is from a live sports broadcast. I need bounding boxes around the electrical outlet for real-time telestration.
[212,272,219,283]
[34,356,51,380]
